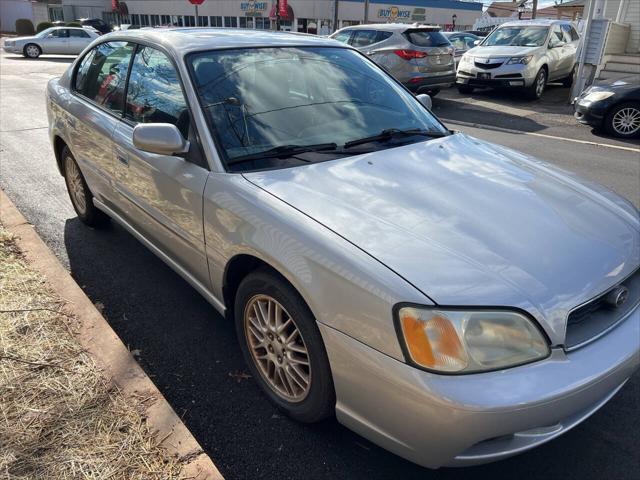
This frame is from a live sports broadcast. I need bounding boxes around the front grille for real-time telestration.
[474,61,503,70]
[494,73,523,79]
[565,269,640,350]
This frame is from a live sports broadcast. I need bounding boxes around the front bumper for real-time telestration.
[574,99,608,129]
[457,62,537,88]
[2,44,21,54]
[320,305,639,468]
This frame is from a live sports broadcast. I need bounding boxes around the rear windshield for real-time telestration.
[403,29,450,47]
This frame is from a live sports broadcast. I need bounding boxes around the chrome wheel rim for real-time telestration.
[244,295,311,402]
[612,107,640,135]
[65,156,87,215]
[26,45,39,58]
[535,71,546,97]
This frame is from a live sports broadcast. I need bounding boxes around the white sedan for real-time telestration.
[2,27,99,58]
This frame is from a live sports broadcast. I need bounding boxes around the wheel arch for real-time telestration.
[53,135,68,175]
[23,42,42,55]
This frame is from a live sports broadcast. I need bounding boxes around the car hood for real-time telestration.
[11,35,38,43]
[244,134,640,344]
[469,45,540,57]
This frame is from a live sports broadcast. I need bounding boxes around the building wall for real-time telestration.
[60,0,482,31]
[1,0,36,32]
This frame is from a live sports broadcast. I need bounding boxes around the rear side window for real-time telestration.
[561,24,580,41]
[125,46,190,137]
[50,29,69,38]
[74,41,135,114]
[403,29,449,47]
[70,29,90,38]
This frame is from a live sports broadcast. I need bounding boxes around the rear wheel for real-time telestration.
[62,147,110,227]
[234,269,335,423]
[457,85,474,94]
[423,88,440,97]
[526,68,547,100]
[23,43,41,59]
[605,102,640,138]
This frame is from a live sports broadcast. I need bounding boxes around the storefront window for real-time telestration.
[150,15,160,27]
[131,14,140,26]
[255,17,269,29]
[239,17,256,29]
[198,16,208,26]
[341,20,360,28]
[184,15,196,27]
[210,16,223,27]
[172,15,183,27]
[140,14,150,26]
[161,15,171,25]
[224,16,238,28]
[297,18,316,34]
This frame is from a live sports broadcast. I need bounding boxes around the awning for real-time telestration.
[269,3,294,21]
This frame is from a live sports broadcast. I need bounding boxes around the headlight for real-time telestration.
[506,56,533,65]
[582,91,615,103]
[396,306,549,373]
[460,55,472,65]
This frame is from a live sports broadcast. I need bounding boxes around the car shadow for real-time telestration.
[8,55,75,63]
[588,127,640,146]
[62,217,639,480]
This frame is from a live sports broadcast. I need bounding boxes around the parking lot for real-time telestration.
[1,49,639,480]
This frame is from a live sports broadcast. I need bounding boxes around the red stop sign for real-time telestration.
[189,0,205,5]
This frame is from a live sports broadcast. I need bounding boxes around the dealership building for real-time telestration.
[52,0,483,33]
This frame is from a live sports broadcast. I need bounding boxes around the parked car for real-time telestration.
[443,31,480,67]
[77,18,113,35]
[3,27,99,58]
[464,29,490,37]
[457,19,580,99]
[47,28,639,470]
[330,23,455,96]
[575,76,640,138]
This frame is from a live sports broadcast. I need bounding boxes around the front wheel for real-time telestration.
[62,147,110,227]
[526,68,547,100]
[605,102,640,138]
[23,43,41,59]
[235,269,335,423]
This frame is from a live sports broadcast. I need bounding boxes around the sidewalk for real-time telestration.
[0,191,222,479]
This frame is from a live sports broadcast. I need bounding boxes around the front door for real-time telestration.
[43,28,70,54]
[112,45,210,287]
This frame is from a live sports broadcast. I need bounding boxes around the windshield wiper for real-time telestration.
[343,128,448,149]
[227,142,339,166]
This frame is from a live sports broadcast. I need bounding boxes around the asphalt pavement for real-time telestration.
[1,51,639,480]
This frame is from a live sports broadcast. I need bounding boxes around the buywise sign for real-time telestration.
[377,5,429,22]
[240,0,268,16]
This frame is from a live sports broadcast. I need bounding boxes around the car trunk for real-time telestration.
[402,28,454,73]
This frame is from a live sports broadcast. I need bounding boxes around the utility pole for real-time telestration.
[531,0,539,19]
[364,0,369,24]
[195,4,198,26]
[333,0,339,33]
[275,0,281,30]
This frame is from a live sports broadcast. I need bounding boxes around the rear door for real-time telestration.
[111,45,210,286]
[68,28,93,54]
[68,41,135,203]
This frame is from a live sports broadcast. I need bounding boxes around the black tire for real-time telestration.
[526,68,547,100]
[61,146,110,228]
[604,102,640,139]
[562,66,575,88]
[457,85,474,94]
[424,88,440,97]
[23,43,41,59]
[234,268,335,423]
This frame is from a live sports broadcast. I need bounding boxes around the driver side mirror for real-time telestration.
[416,93,432,110]
[473,39,481,46]
[133,123,190,156]
[550,41,566,49]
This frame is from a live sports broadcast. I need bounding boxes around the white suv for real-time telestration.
[456,20,580,99]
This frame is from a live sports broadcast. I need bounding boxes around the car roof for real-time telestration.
[340,23,441,32]
[50,26,90,31]
[99,28,345,55]
[500,19,574,27]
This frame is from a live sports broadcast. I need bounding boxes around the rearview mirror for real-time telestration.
[416,93,432,110]
[133,123,189,156]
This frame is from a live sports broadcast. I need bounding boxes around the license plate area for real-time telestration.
[478,72,491,80]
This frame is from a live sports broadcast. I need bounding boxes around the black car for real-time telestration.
[575,77,640,138]
[77,18,112,35]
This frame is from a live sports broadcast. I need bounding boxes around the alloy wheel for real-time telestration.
[244,294,311,402]
[612,107,640,136]
[65,156,87,215]
[535,70,546,98]
[26,45,40,58]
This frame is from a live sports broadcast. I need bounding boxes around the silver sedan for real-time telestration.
[46,28,639,469]
[3,27,99,58]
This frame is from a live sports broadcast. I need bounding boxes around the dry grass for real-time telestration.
[0,227,183,479]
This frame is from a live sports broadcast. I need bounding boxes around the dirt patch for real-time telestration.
[0,227,184,479]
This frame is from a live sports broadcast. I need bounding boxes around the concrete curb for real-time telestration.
[1,189,223,480]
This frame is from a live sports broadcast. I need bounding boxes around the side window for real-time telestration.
[332,30,352,44]
[51,29,69,38]
[351,30,379,47]
[562,24,579,42]
[70,29,90,38]
[376,31,392,43]
[449,36,466,50]
[125,46,190,137]
[73,42,135,115]
[550,25,564,46]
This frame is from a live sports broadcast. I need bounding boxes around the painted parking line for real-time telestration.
[443,118,640,153]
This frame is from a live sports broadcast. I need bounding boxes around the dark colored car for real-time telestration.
[575,77,640,138]
[464,30,490,37]
[77,18,112,35]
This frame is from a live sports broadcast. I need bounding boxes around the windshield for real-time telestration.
[483,26,549,47]
[36,28,55,38]
[189,47,447,172]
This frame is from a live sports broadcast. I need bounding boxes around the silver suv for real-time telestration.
[330,23,455,96]
[457,19,580,99]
